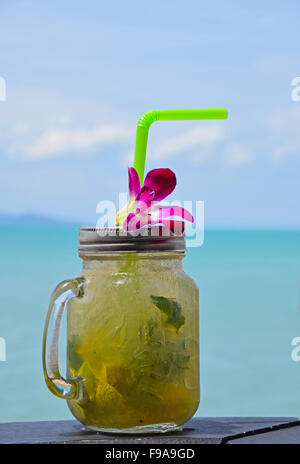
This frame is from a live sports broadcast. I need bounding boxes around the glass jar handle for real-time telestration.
[42,277,85,400]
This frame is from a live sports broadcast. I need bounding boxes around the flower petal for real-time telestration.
[123,212,147,231]
[136,214,186,234]
[162,219,186,234]
[115,199,136,226]
[136,186,155,204]
[143,168,176,201]
[149,205,194,223]
[128,167,141,199]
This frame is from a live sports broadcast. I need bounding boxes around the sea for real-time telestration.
[0,224,300,422]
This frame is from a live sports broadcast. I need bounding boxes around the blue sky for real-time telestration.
[0,0,299,227]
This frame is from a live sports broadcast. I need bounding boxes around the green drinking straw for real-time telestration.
[133,108,228,183]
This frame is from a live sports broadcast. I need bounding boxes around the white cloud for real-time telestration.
[152,124,226,160]
[266,106,300,159]
[20,123,133,160]
[226,143,252,165]
[0,91,135,160]
[11,123,31,135]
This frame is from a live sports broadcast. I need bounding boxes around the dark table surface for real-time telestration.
[0,417,300,444]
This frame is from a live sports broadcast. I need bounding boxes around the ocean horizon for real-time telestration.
[0,222,300,422]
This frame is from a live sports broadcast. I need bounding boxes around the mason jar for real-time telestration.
[42,226,199,433]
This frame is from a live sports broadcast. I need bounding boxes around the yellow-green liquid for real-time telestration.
[67,254,199,431]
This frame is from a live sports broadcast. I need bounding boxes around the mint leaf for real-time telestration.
[150,295,185,331]
[67,335,83,370]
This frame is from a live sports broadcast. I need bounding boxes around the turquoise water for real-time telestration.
[1,225,300,422]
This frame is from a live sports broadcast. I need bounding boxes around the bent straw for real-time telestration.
[133,108,228,183]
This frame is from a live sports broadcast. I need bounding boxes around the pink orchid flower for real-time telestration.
[115,167,194,233]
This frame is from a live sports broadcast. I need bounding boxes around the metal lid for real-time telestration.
[78,226,185,255]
